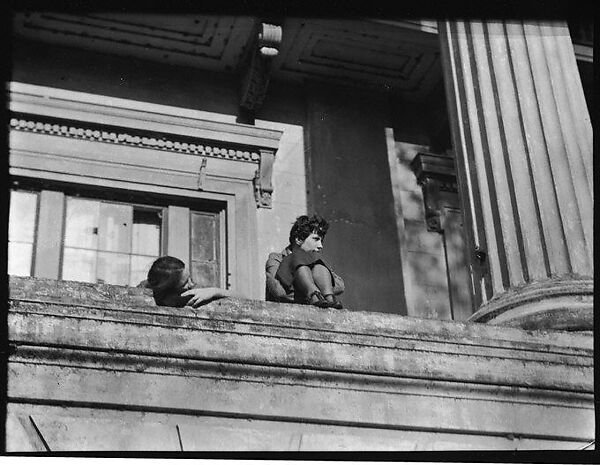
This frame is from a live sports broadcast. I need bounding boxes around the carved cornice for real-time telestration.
[410,152,458,232]
[9,83,283,209]
[410,152,457,190]
[9,82,283,150]
[10,114,280,208]
[9,116,261,163]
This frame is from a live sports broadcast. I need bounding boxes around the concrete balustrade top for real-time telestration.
[6,276,595,450]
[8,276,593,392]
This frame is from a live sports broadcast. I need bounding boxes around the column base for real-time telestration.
[468,278,593,331]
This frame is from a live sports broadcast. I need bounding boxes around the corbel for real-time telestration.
[253,148,275,208]
[238,22,283,124]
[410,152,458,233]
[197,157,208,190]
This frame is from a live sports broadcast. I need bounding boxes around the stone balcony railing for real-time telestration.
[6,276,594,451]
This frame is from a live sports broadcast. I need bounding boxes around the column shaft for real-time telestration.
[439,20,593,330]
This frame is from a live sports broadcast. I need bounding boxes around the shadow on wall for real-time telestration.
[402,189,453,320]
[388,139,472,321]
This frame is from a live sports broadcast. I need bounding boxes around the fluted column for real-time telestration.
[438,20,593,330]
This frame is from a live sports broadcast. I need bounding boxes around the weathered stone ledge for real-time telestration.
[7,276,595,450]
[9,276,592,349]
[9,277,593,391]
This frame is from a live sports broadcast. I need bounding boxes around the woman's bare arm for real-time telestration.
[181,287,232,307]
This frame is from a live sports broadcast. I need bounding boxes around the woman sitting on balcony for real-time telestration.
[265,215,344,309]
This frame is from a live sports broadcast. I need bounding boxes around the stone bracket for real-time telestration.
[197,157,207,190]
[238,22,282,123]
[410,152,458,233]
[253,149,275,208]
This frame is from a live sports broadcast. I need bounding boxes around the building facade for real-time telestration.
[5,14,594,451]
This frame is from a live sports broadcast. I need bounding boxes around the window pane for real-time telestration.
[9,190,37,243]
[130,255,156,287]
[97,252,130,285]
[8,242,33,276]
[8,190,38,277]
[190,211,221,287]
[64,198,100,249]
[132,210,161,256]
[191,261,219,287]
[62,247,97,283]
[98,202,133,253]
[191,213,217,261]
[98,202,132,253]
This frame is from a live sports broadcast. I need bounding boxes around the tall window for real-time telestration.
[8,190,39,276]
[8,187,225,288]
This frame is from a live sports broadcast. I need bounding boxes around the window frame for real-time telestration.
[10,178,229,289]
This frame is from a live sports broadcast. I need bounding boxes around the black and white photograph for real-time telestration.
[2,1,594,456]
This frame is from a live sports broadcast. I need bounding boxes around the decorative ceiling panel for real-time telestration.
[272,19,442,99]
[12,13,256,72]
[12,14,443,100]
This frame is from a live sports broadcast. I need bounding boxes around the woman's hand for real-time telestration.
[181,287,231,308]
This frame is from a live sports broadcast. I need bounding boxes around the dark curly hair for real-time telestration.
[147,256,192,307]
[289,215,329,247]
